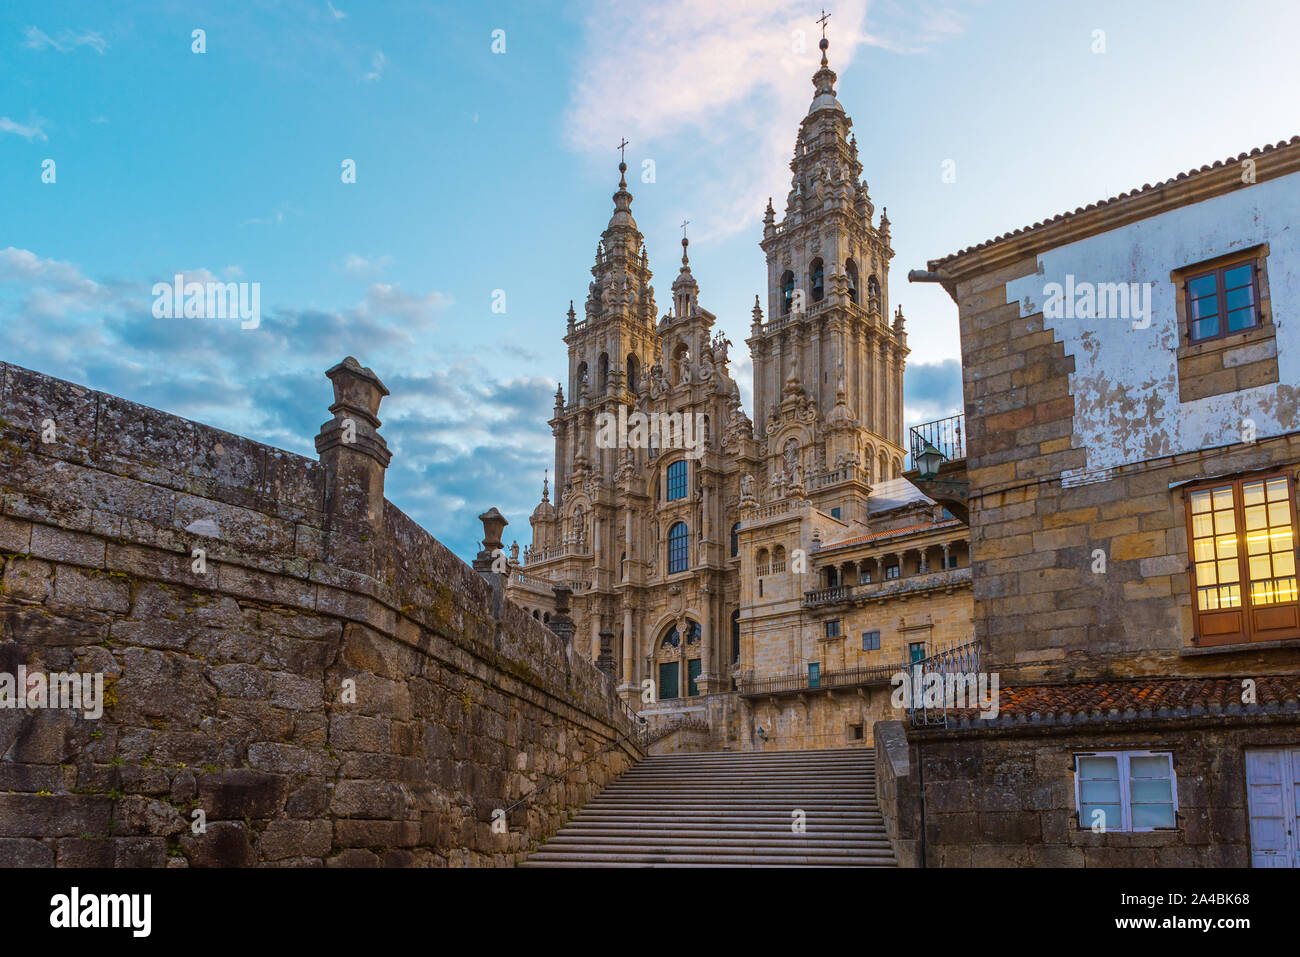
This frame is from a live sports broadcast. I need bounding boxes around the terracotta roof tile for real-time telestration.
[939,675,1300,727]
[927,136,1300,271]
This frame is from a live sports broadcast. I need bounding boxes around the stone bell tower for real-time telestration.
[748,32,909,502]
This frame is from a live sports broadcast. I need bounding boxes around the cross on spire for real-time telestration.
[617,137,629,163]
[817,9,831,38]
[680,219,690,238]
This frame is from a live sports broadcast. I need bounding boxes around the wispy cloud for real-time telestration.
[342,252,394,278]
[565,0,968,240]
[242,202,300,227]
[22,26,108,54]
[363,49,386,82]
[326,1,347,20]
[0,116,48,141]
[0,248,532,558]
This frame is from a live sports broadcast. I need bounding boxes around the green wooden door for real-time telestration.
[658,662,679,700]
[687,659,702,696]
[808,662,820,689]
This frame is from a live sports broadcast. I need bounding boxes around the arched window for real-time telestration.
[666,460,688,501]
[780,270,795,315]
[668,522,689,574]
[686,621,701,645]
[773,545,787,571]
[532,609,539,619]
[575,360,589,392]
[731,610,741,663]
[845,259,859,305]
[543,612,550,623]
[661,626,680,648]
[756,547,770,575]
[867,275,881,313]
[598,353,609,391]
[730,522,740,558]
[810,258,824,303]
[620,551,627,579]
[626,353,639,392]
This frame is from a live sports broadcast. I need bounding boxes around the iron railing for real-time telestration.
[803,567,972,608]
[738,660,903,697]
[904,638,982,728]
[908,413,965,468]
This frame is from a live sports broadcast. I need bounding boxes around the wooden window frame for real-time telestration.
[824,620,842,638]
[1185,470,1300,647]
[1173,245,1271,347]
[862,630,881,651]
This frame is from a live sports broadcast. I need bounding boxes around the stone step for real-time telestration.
[557,825,889,837]
[522,850,897,866]
[547,834,894,850]
[525,747,896,868]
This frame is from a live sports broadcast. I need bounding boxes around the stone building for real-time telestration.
[507,37,974,752]
[878,136,1300,867]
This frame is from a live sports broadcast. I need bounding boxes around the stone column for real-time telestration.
[315,357,391,572]
[621,605,635,688]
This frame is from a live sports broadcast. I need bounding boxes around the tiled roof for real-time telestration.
[927,136,1300,270]
[822,518,963,551]
[938,675,1300,729]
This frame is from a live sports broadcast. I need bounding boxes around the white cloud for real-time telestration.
[342,253,394,278]
[0,116,48,141]
[242,202,299,227]
[327,1,347,20]
[22,26,108,54]
[363,49,386,81]
[564,0,967,240]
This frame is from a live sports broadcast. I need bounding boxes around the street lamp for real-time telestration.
[916,440,946,481]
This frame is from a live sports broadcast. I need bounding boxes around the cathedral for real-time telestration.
[506,36,973,750]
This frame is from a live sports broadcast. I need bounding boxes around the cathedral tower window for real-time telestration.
[626,353,639,392]
[780,270,795,315]
[668,522,690,573]
[846,259,860,304]
[666,460,688,501]
[730,522,740,558]
[598,353,609,392]
[810,258,825,302]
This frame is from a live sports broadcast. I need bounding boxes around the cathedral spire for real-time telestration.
[808,29,843,114]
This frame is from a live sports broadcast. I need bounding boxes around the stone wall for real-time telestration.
[873,720,920,867]
[953,249,1300,683]
[0,359,642,867]
[908,717,1299,867]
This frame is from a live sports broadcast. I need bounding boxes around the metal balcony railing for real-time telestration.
[908,413,965,468]
[803,566,972,608]
[738,660,903,697]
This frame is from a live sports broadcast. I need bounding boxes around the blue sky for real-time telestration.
[3,0,1299,560]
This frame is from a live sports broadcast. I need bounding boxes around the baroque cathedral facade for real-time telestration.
[506,39,972,749]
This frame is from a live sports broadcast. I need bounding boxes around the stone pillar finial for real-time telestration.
[473,507,508,574]
[315,357,391,535]
[548,585,575,645]
[596,628,616,680]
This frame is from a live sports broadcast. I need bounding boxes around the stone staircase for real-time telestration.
[521,747,896,868]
